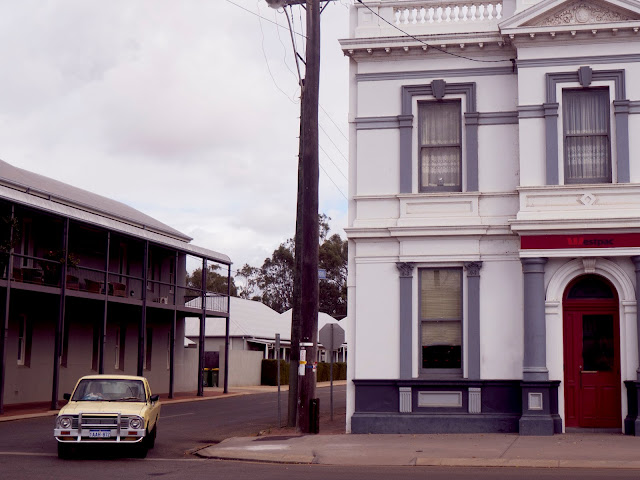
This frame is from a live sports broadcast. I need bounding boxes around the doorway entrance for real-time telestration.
[563,274,621,428]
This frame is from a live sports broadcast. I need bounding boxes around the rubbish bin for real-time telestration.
[203,368,213,387]
[211,368,219,387]
[309,398,320,434]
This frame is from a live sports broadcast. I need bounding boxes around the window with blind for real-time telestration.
[420,268,462,374]
[563,88,612,184]
[418,100,462,192]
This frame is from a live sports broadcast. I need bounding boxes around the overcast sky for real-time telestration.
[0,0,350,275]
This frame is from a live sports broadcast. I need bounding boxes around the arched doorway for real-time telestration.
[563,274,621,428]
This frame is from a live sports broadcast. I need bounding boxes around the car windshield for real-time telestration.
[71,379,146,402]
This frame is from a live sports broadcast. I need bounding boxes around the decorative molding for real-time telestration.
[418,391,463,408]
[478,111,519,125]
[356,66,514,83]
[578,66,593,87]
[582,257,597,273]
[546,69,626,103]
[464,261,483,277]
[517,53,640,69]
[526,0,636,27]
[399,387,412,413]
[469,387,482,414]
[355,116,399,130]
[518,105,546,119]
[528,392,544,411]
[396,262,416,278]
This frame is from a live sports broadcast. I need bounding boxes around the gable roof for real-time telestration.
[500,0,640,33]
[186,297,291,340]
[0,159,190,241]
[0,159,231,264]
[185,298,348,347]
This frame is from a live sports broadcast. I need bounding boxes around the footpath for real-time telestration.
[4,381,640,469]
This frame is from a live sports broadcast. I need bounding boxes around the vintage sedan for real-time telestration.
[54,375,161,459]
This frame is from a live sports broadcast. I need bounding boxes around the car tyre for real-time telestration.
[57,442,72,460]
[133,442,148,459]
[147,425,157,449]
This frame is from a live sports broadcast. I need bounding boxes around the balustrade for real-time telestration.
[394,2,503,25]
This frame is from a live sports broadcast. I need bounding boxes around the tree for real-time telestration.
[186,264,237,296]
[236,264,261,300]
[237,218,348,317]
[258,239,295,313]
[318,233,348,318]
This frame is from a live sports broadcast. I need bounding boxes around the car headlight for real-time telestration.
[129,417,143,429]
[57,416,73,429]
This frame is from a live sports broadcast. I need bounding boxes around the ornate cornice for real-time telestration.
[527,1,635,27]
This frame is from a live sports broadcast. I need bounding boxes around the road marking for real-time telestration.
[161,413,195,419]
[0,452,57,457]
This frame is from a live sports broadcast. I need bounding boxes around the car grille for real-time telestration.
[71,414,128,429]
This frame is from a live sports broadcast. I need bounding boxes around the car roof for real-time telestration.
[76,375,147,381]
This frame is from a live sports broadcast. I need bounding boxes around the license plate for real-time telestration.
[89,430,111,438]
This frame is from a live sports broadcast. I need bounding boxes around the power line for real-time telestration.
[355,0,514,64]
[225,0,307,39]
[320,123,348,165]
[320,162,348,200]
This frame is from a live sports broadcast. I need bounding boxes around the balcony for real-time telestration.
[353,0,504,38]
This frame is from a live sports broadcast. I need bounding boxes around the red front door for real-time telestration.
[563,276,621,428]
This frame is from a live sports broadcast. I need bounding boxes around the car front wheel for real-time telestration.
[57,442,72,460]
[146,425,157,449]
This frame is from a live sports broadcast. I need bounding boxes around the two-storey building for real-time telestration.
[0,160,231,412]
[343,0,640,435]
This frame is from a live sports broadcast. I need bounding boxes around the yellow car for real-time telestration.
[54,375,161,459]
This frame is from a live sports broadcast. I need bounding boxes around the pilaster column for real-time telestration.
[396,262,415,379]
[631,256,640,381]
[521,258,548,381]
[464,262,482,379]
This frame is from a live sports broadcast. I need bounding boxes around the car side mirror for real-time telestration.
[63,393,71,401]
[150,394,159,403]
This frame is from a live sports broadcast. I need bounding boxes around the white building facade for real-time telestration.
[343,0,640,435]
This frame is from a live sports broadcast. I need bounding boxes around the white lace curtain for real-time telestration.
[563,88,611,183]
[419,101,461,190]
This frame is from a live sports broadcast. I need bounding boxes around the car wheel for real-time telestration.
[57,442,72,460]
[133,442,148,459]
[147,425,157,449]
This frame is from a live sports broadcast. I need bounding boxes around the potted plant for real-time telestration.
[0,215,20,279]
[40,250,80,286]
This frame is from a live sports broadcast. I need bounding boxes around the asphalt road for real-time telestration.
[0,385,346,460]
[2,385,638,479]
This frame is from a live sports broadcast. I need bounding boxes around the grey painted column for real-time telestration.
[631,256,640,381]
[396,262,415,379]
[522,258,549,381]
[544,103,559,185]
[464,113,479,192]
[464,262,482,380]
[614,100,630,183]
[398,115,414,193]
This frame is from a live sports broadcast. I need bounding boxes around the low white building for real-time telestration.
[185,297,348,385]
[343,0,640,435]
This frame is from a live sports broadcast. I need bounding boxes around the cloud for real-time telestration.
[0,0,349,271]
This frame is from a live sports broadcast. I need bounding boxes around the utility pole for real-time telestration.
[265,0,322,433]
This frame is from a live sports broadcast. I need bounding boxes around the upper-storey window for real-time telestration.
[562,88,611,184]
[418,100,462,192]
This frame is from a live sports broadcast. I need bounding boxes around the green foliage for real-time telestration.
[261,359,290,386]
[236,215,347,317]
[187,263,238,296]
[316,362,347,382]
